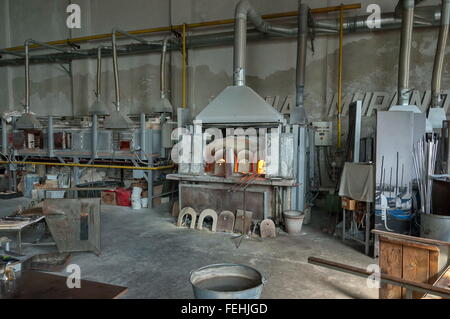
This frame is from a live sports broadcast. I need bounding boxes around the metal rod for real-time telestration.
[0,49,24,57]
[2,118,7,155]
[379,155,384,192]
[114,29,149,45]
[112,30,121,111]
[25,41,30,113]
[337,5,344,148]
[140,113,146,160]
[389,167,393,197]
[92,114,98,159]
[395,152,399,196]
[48,115,54,158]
[308,256,450,298]
[182,24,187,108]
[401,163,404,189]
[96,47,102,100]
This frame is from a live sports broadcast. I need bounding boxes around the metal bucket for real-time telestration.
[283,211,305,235]
[420,213,450,242]
[190,263,266,299]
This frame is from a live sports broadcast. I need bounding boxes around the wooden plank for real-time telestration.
[379,236,440,253]
[0,271,127,299]
[372,229,450,247]
[379,239,403,299]
[428,251,440,284]
[402,246,430,299]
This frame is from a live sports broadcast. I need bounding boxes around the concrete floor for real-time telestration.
[0,199,379,299]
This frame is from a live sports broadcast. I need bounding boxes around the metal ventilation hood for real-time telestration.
[15,112,42,130]
[153,96,173,113]
[103,110,133,129]
[89,99,110,116]
[195,85,284,124]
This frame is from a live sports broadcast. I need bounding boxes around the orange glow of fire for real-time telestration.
[257,160,266,175]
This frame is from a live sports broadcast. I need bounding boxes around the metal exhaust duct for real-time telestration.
[89,47,110,116]
[431,0,450,108]
[104,29,133,129]
[290,1,308,125]
[16,39,86,129]
[15,39,43,130]
[428,0,450,130]
[233,0,297,87]
[398,0,415,106]
[153,38,174,113]
[197,0,292,124]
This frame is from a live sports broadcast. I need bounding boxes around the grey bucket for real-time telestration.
[190,263,266,299]
[420,212,450,242]
[283,210,305,235]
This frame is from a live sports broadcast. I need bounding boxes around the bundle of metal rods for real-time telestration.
[412,135,439,214]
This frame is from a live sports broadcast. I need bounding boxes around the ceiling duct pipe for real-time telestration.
[233,0,297,86]
[398,0,416,106]
[17,39,81,130]
[196,0,287,124]
[428,0,450,130]
[153,37,174,113]
[314,6,441,34]
[104,29,136,129]
[431,0,450,108]
[89,47,110,116]
[291,1,309,125]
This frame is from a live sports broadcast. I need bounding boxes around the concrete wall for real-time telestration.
[0,0,447,139]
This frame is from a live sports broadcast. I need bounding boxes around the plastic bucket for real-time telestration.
[190,263,266,299]
[141,198,149,208]
[132,187,142,197]
[131,198,142,210]
[283,211,305,235]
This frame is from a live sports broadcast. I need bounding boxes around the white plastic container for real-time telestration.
[132,187,142,198]
[283,211,305,235]
[141,198,149,208]
[131,198,142,210]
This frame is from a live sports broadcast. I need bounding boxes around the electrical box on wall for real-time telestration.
[313,121,332,146]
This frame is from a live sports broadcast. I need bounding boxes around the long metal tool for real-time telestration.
[308,256,450,299]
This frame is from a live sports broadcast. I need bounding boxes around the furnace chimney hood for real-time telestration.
[16,39,43,130]
[196,86,284,124]
[195,1,285,125]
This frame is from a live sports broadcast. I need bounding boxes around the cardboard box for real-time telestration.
[341,197,356,211]
[101,191,117,206]
[152,184,163,206]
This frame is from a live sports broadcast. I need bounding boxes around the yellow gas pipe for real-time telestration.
[0,161,174,171]
[2,4,361,53]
